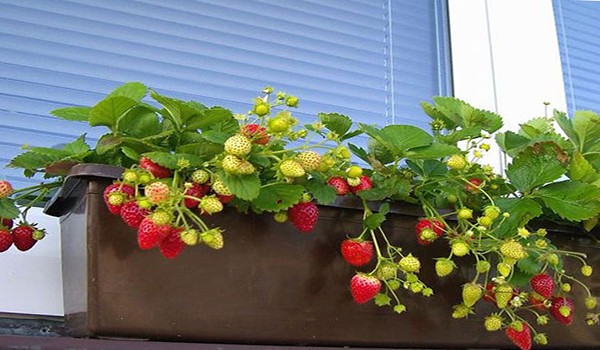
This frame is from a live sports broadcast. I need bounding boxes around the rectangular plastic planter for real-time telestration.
[45,164,600,348]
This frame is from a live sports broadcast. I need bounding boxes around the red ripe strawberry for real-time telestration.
[139,156,172,179]
[217,194,234,204]
[465,178,482,193]
[12,225,36,251]
[241,124,269,145]
[550,297,574,325]
[288,201,319,233]
[137,217,171,250]
[0,229,13,252]
[0,180,13,198]
[103,183,135,215]
[505,322,532,350]
[340,239,374,266]
[327,176,350,196]
[349,175,373,194]
[530,273,554,299]
[350,273,381,304]
[120,201,149,229]
[159,227,185,259]
[184,183,210,208]
[1,218,13,230]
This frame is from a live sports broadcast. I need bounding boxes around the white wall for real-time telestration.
[0,1,569,316]
[449,0,567,171]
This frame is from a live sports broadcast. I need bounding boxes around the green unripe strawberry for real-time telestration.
[478,216,492,227]
[476,260,491,273]
[547,253,560,266]
[452,304,472,319]
[376,261,398,280]
[285,96,299,107]
[180,229,200,246]
[435,258,455,277]
[201,228,224,249]
[191,169,210,184]
[534,333,548,345]
[495,284,513,309]
[138,172,152,185]
[398,254,421,273]
[107,192,126,206]
[237,159,256,175]
[212,180,233,196]
[410,282,424,294]
[32,230,45,241]
[462,283,483,307]
[296,151,321,171]
[335,146,351,159]
[484,314,503,331]
[279,159,305,178]
[137,198,153,210]
[447,194,458,204]
[561,283,571,292]
[457,208,473,220]
[346,165,363,178]
[151,210,172,225]
[317,155,336,172]
[267,117,290,133]
[253,103,270,116]
[585,296,597,309]
[500,240,527,260]
[447,154,467,170]
[199,196,224,215]
[273,212,288,223]
[484,206,501,220]
[581,265,593,277]
[451,241,470,257]
[497,262,512,277]
[224,134,252,157]
[122,170,138,183]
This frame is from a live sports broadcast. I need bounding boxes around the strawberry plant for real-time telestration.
[0,83,598,349]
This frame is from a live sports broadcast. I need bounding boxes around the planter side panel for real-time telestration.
[60,177,600,348]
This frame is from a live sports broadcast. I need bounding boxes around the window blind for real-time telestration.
[554,0,600,115]
[0,0,451,188]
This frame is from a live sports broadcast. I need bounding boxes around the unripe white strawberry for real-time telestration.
[224,134,252,157]
[447,154,467,170]
[296,151,321,171]
[279,159,305,178]
[199,195,223,215]
[201,228,224,249]
[212,180,233,196]
[191,169,210,184]
[222,154,243,174]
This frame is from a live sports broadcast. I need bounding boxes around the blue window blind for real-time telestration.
[554,0,600,115]
[0,0,451,188]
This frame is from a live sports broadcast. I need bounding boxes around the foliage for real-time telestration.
[0,83,599,350]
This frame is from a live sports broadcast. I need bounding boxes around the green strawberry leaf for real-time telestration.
[364,212,386,230]
[573,110,600,153]
[496,131,531,156]
[506,143,567,192]
[534,181,600,222]
[348,143,370,163]
[494,198,543,238]
[252,183,304,212]
[117,106,161,138]
[420,100,457,129]
[187,107,234,131]
[374,293,391,306]
[431,97,474,128]
[318,112,352,136]
[107,82,148,101]
[380,125,433,152]
[120,146,140,161]
[201,130,230,144]
[554,109,579,145]
[519,117,554,138]
[143,151,178,169]
[220,172,261,201]
[570,151,600,183]
[516,253,543,276]
[0,198,19,219]
[8,152,54,174]
[405,143,460,159]
[305,179,337,205]
[50,106,91,122]
[62,135,90,156]
[340,129,364,141]
[89,96,138,130]
[176,141,223,161]
[95,134,123,155]
[437,127,482,145]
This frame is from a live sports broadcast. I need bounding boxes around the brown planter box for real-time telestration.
[45,164,600,348]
